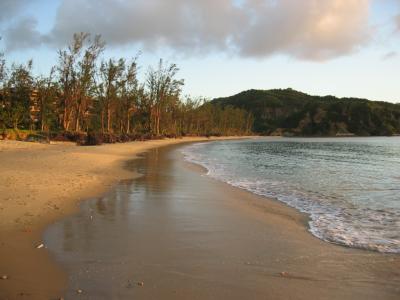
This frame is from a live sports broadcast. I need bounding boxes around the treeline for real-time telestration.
[213,89,400,136]
[0,33,253,143]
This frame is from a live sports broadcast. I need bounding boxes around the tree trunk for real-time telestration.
[156,107,161,136]
[107,103,111,133]
[63,106,68,130]
[75,103,81,132]
[101,110,105,134]
[126,111,130,134]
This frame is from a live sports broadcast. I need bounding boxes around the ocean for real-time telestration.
[182,137,400,253]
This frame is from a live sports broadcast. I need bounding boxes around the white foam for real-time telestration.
[182,143,400,254]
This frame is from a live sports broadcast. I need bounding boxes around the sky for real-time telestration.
[0,0,399,102]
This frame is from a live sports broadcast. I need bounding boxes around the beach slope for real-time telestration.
[0,137,243,299]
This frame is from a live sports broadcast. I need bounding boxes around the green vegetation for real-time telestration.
[1,33,399,141]
[0,34,252,144]
[213,89,400,136]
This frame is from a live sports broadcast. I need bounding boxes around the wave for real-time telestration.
[182,142,400,254]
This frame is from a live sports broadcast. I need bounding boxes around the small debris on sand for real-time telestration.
[36,243,44,249]
[77,289,83,294]
[280,271,289,277]
[137,281,144,287]
[1,275,9,280]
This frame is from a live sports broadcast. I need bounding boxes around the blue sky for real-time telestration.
[1,0,399,102]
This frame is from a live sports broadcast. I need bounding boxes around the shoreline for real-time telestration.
[0,136,254,299]
[45,145,400,299]
[182,153,312,232]
[183,137,400,255]
[185,153,400,256]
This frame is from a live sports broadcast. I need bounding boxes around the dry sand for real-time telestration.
[0,137,247,299]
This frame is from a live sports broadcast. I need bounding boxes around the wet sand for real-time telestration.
[44,145,400,299]
[0,137,248,300]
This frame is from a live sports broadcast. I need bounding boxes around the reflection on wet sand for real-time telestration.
[44,145,400,300]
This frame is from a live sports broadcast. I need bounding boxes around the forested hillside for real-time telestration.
[212,89,400,136]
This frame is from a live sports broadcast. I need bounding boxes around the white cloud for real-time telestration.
[4,17,45,51]
[48,0,244,53]
[2,0,373,60]
[382,51,398,60]
[237,0,371,60]
[0,0,29,23]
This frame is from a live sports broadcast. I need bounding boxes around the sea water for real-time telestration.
[182,137,400,253]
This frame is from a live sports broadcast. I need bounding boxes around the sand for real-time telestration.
[44,146,400,300]
[0,137,248,299]
[1,138,399,299]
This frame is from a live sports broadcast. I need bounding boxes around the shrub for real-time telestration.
[83,132,103,146]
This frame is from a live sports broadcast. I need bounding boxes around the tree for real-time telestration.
[0,45,7,129]
[145,59,184,136]
[74,34,104,132]
[120,58,140,134]
[98,58,125,133]
[0,33,256,140]
[4,61,33,129]
[57,33,104,132]
[35,67,58,131]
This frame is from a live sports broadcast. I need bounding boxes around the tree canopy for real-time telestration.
[213,89,400,136]
[0,34,253,143]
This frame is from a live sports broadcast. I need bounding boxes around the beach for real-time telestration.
[1,139,400,299]
[0,137,245,299]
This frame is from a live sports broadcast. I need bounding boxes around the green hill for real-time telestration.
[212,89,400,136]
